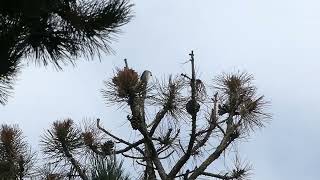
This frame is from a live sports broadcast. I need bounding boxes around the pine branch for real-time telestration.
[168,51,198,178]
[96,119,144,155]
[188,124,237,180]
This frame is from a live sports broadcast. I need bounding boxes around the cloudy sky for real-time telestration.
[2,0,320,179]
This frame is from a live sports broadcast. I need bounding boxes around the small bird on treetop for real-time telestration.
[140,70,152,86]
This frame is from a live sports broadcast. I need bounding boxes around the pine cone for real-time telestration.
[102,140,114,155]
[186,100,200,115]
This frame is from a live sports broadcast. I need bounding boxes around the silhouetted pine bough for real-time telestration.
[38,119,132,180]
[0,125,35,180]
[90,155,130,180]
[0,52,270,179]
[0,0,133,104]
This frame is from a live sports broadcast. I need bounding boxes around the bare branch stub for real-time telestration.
[124,58,129,68]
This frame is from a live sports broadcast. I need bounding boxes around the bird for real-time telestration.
[140,70,152,98]
[140,70,152,86]
[139,70,152,128]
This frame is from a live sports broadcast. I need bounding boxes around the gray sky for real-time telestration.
[2,0,320,179]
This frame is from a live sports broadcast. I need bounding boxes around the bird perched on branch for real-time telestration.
[128,70,152,130]
[140,70,152,98]
[140,70,152,86]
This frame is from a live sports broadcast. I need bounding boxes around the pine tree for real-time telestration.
[3,51,270,180]
[97,51,270,179]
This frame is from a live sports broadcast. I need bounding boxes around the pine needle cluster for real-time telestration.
[0,0,133,104]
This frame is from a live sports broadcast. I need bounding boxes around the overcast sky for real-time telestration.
[2,0,320,179]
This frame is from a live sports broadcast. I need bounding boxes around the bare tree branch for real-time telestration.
[188,124,237,180]
[96,118,144,155]
[149,108,167,136]
[168,51,198,178]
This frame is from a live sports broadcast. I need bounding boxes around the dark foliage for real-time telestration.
[39,118,131,179]
[0,0,133,104]
[91,156,130,180]
[0,125,35,179]
[40,119,83,162]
